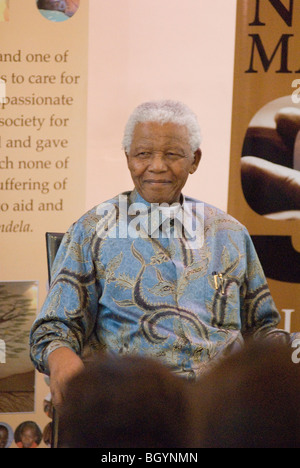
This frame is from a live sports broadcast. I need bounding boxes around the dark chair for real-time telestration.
[46,233,65,283]
[45,232,65,449]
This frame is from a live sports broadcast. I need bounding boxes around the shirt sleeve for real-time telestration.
[30,216,102,375]
[240,227,289,342]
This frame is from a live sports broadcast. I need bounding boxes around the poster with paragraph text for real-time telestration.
[0,0,88,448]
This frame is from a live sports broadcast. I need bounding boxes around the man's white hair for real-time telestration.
[122,100,202,153]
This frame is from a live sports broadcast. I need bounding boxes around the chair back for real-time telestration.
[45,232,64,449]
[46,232,65,284]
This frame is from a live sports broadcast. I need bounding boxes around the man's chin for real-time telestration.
[133,180,183,204]
[139,189,177,205]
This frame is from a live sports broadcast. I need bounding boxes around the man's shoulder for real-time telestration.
[205,203,244,229]
[184,195,246,233]
[70,192,131,232]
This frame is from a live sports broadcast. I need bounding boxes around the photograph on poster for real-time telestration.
[36,0,80,22]
[43,392,54,419]
[41,393,54,447]
[241,96,300,220]
[0,281,38,413]
[0,0,9,22]
[0,422,13,448]
[42,422,52,448]
[14,421,42,448]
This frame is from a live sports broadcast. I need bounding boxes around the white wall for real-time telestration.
[86,0,237,212]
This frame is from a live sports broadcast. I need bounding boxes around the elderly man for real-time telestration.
[30,100,289,407]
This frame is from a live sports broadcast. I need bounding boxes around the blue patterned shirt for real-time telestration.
[30,190,287,379]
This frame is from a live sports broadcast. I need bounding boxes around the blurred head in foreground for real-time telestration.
[58,353,196,448]
[58,341,300,448]
[194,340,300,448]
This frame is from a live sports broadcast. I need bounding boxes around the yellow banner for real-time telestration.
[229,0,300,333]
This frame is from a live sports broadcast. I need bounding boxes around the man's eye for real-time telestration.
[136,152,150,158]
[166,152,181,159]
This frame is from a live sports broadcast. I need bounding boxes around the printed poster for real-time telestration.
[229,0,300,332]
[0,0,88,448]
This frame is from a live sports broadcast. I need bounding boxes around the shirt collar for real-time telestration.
[126,189,202,241]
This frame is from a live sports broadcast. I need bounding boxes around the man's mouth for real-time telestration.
[143,180,172,185]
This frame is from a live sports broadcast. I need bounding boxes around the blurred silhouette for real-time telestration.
[194,340,300,448]
[58,353,197,448]
[57,341,300,449]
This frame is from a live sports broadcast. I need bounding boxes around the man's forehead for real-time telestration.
[132,121,189,143]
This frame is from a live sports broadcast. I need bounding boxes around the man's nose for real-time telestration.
[149,153,168,172]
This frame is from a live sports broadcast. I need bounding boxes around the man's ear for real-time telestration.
[189,149,202,174]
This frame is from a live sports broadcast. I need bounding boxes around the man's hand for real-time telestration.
[48,347,84,409]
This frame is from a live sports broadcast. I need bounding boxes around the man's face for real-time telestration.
[126,122,201,204]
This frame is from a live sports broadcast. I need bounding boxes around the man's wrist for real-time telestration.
[48,346,79,373]
[45,343,78,375]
